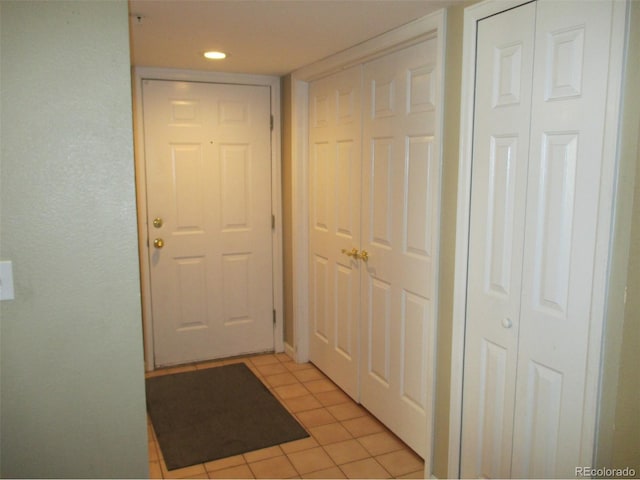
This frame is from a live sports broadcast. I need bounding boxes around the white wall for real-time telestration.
[0,1,148,477]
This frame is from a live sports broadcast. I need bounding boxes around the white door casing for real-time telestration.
[141,79,275,367]
[455,1,629,478]
[308,65,363,400]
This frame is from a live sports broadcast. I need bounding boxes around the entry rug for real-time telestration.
[146,362,309,470]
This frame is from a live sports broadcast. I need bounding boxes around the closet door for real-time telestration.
[462,1,620,478]
[308,66,362,400]
[460,3,536,478]
[360,39,441,458]
[512,2,617,477]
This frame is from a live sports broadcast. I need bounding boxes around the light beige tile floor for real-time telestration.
[146,353,425,479]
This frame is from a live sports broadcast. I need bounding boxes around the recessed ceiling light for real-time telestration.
[204,51,226,60]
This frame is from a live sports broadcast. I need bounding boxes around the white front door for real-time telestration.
[462,1,620,477]
[308,65,363,400]
[142,80,274,367]
[359,39,440,459]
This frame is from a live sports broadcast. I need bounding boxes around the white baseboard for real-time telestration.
[284,342,295,361]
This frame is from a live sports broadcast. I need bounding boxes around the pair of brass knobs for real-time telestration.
[342,248,369,262]
[153,217,164,249]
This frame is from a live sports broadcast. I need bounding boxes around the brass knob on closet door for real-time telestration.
[153,217,163,228]
[342,248,359,258]
[358,250,369,262]
[153,238,165,249]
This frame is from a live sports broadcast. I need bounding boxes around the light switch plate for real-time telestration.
[0,261,15,300]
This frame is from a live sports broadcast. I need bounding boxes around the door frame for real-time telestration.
[132,67,283,371]
[447,0,629,477]
[289,9,445,476]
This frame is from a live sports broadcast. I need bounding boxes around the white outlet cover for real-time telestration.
[0,261,15,301]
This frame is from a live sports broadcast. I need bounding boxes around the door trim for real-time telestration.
[290,10,445,477]
[448,0,629,477]
[132,67,283,371]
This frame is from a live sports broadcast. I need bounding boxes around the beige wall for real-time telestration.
[0,1,148,477]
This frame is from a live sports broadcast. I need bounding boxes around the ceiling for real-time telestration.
[128,0,457,76]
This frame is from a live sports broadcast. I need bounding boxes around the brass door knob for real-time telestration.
[153,238,165,249]
[153,217,163,228]
[358,250,369,262]
[341,248,359,258]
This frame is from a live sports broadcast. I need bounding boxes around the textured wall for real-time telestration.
[0,1,149,477]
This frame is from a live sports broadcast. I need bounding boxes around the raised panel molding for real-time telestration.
[220,144,250,230]
[493,43,523,107]
[368,276,391,385]
[170,100,200,125]
[313,255,329,342]
[408,65,435,113]
[371,138,393,247]
[222,253,251,325]
[478,339,509,479]
[335,264,355,360]
[486,135,519,297]
[401,291,429,410]
[372,79,396,118]
[533,133,578,317]
[175,257,208,331]
[545,26,585,101]
[337,87,356,123]
[219,100,249,125]
[173,144,205,231]
[336,141,356,237]
[405,136,434,258]
[314,94,329,127]
[517,361,563,478]
[312,142,330,232]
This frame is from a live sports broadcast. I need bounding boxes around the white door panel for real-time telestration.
[143,80,273,367]
[512,2,616,477]
[360,39,440,458]
[308,66,362,400]
[460,4,536,477]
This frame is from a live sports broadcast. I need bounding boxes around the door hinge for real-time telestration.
[270,114,274,131]
[273,309,277,325]
[272,214,276,229]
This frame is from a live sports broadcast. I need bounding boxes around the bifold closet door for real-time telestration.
[359,39,441,458]
[460,3,536,477]
[308,65,363,400]
[462,1,620,477]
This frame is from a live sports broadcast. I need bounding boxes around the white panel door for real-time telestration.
[308,66,362,400]
[360,39,441,458]
[143,80,274,367]
[460,3,536,478]
[462,1,619,477]
[511,2,616,477]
